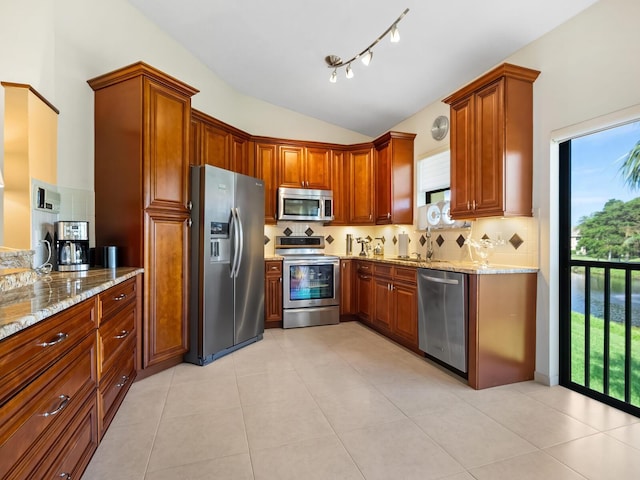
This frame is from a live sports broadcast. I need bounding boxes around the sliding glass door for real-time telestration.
[559,121,640,416]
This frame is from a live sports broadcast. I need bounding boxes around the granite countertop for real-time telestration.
[0,267,143,341]
[265,255,537,275]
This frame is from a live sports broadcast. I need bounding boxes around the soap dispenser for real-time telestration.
[373,237,384,257]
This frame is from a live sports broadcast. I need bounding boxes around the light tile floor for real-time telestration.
[83,322,640,480]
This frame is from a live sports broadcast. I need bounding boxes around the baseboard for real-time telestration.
[534,371,559,386]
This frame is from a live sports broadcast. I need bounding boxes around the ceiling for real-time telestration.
[127,0,598,137]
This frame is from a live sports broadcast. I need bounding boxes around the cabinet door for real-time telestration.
[256,143,278,224]
[449,96,475,218]
[393,282,418,348]
[374,142,392,224]
[349,147,375,224]
[340,259,355,316]
[279,145,305,188]
[265,261,283,326]
[373,277,393,332]
[355,264,373,323]
[231,134,249,175]
[143,79,191,211]
[330,150,348,224]
[202,123,230,170]
[143,211,189,367]
[474,79,505,216]
[190,117,201,166]
[305,147,332,190]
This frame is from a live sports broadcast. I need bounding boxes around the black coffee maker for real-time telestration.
[55,221,90,271]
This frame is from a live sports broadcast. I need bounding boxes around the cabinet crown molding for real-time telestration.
[443,62,540,105]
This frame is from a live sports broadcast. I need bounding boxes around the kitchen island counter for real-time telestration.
[0,267,143,341]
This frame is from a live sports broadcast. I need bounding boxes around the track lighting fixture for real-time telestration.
[325,8,409,83]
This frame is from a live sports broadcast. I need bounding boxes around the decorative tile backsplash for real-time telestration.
[265,216,538,268]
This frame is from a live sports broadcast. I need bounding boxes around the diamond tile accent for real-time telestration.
[366,235,373,242]
[509,233,524,250]
[264,235,270,245]
[419,235,426,246]
[283,227,292,236]
[393,236,398,245]
[305,227,314,236]
[481,233,490,240]
[436,235,445,247]
[456,235,466,248]
[326,235,334,244]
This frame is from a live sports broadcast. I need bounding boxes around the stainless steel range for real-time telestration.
[275,236,340,329]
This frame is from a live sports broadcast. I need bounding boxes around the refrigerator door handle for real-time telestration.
[235,207,244,278]
[230,208,240,278]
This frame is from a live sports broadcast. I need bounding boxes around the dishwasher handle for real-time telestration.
[419,273,459,285]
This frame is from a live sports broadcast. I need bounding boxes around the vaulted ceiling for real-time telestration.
[128,0,598,137]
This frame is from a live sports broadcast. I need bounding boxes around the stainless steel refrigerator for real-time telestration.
[186,165,265,365]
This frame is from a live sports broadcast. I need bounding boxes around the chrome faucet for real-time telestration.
[425,227,434,262]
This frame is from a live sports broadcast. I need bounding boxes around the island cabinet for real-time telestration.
[348,146,375,224]
[0,298,99,480]
[96,276,140,438]
[373,131,416,225]
[467,272,537,389]
[264,260,283,328]
[191,109,252,175]
[279,144,332,190]
[443,63,540,219]
[89,62,198,376]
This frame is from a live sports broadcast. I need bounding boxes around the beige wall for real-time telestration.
[1,0,639,384]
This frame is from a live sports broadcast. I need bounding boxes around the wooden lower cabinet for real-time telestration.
[0,275,142,479]
[339,259,356,318]
[265,260,283,328]
[355,261,374,323]
[353,262,422,352]
[468,273,537,389]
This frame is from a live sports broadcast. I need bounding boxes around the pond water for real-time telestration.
[571,271,640,327]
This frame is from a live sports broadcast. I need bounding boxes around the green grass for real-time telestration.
[571,311,640,406]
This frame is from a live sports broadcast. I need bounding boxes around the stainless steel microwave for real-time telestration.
[277,187,334,222]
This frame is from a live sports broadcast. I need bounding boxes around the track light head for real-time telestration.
[390,24,400,43]
[346,64,354,79]
[361,50,373,66]
[329,69,337,83]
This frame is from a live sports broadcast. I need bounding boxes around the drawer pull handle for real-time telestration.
[114,293,127,301]
[116,375,129,388]
[58,473,71,479]
[41,394,70,417]
[38,332,68,348]
[114,330,130,339]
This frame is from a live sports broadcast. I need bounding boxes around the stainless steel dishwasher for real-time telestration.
[417,269,467,373]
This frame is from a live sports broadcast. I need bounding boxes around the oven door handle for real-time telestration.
[234,207,244,278]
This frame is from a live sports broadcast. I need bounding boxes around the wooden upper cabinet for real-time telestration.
[443,63,540,219]
[373,131,416,225]
[190,109,251,175]
[348,147,375,224]
[330,149,348,225]
[279,145,305,188]
[143,79,193,211]
[305,147,332,190]
[278,145,331,190]
[255,142,278,224]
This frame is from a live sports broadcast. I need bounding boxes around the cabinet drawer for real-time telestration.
[98,301,136,377]
[98,337,136,438]
[0,333,96,479]
[0,298,96,405]
[21,393,98,480]
[394,267,417,284]
[99,277,137,324]
[266,260,282,275]
[373,263,393,278]
[356,262,373,274]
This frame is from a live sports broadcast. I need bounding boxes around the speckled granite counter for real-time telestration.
[266,255,537,275]
[0,267,143,341]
